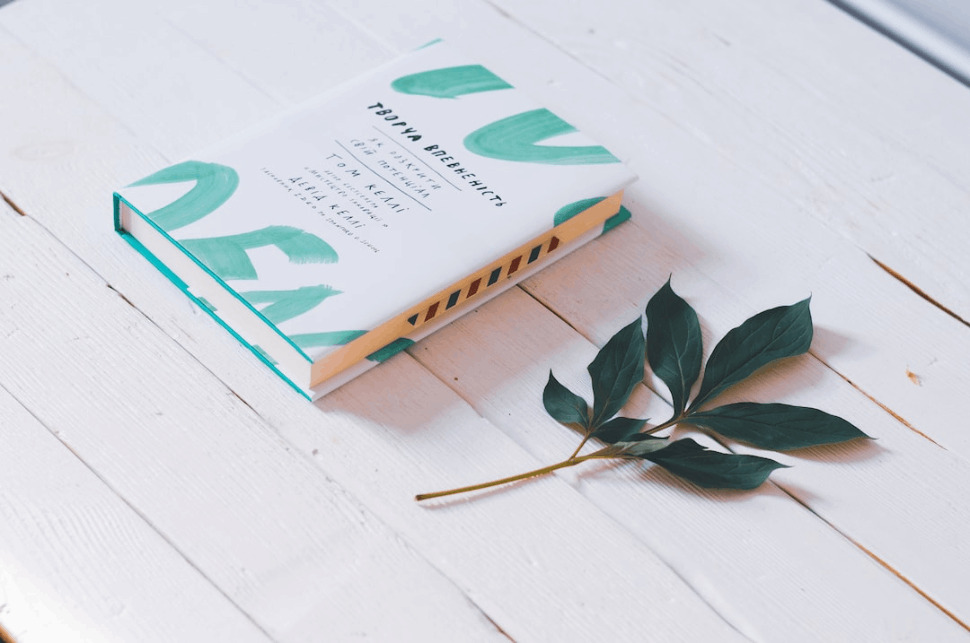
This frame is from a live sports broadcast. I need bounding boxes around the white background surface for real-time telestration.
[1,0,969,640]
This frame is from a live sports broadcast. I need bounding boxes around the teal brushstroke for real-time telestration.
[195,296,217,311]
[240,284,341,325]
[417,38,444,50]
[366,338,414,363]
[180,226,338,281]
[464,109,620,165]
[251,345,279,366]
[553,196,607,226]
[128,161,239,231]
[602,205,632,234]
[391,64,512,98]
[291,329,367,350]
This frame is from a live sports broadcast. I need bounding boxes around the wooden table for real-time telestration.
[2,1,969,640]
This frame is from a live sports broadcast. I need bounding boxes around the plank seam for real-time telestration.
[0,380,280,643]
[817,358,947,449]
[773,479,970,632]
[0,189,26,217]
[5,215,520,641]
[403,343,752,641]
[869,255,969,328]
[438,284,963,629]
[519,244,952,453]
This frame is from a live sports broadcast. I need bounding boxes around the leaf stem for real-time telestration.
[416,453,600,501]
[644,413,687,435]
[567,434,592,460]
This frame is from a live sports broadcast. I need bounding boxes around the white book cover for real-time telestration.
[114,41,637,398]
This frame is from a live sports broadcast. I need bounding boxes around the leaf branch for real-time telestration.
[416,449,617,501]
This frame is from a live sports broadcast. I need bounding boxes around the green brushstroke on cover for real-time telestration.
[417,38,444,50]
[128,161,238,231]
[291,329,367,350]
[391,65,512,98]
[251,345,279,365]
[180,226,338,281]
[366,338,414,363]
[195,297,216,311]
[602,205,631,234]
[240,284,341,325]
[464,109,620,165]
[553,196,607,226]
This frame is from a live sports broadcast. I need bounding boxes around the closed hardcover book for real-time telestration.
[114,41,637,399]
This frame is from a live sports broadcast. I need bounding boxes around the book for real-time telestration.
[113,41,637,400]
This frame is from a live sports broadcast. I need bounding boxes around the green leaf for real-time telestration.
[642,438,787,489]
[542,371,590,429]
[686,403,870,450]
[592,417,648,443]
[614,434,668,458]
[645,279,702,417]
[587,317,645,426]
[690,298,812,410]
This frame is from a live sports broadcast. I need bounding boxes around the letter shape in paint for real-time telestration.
[128,161,239,231]
[391,64,513,98]
[180,225,338,281]
[239,284,341,325]
[464,109,620,165]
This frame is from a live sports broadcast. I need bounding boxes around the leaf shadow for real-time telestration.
[632,463,765,500]
[572,456,767,501]
[811,324,858,361]
[778,434,885,464]
[689,353,827,413]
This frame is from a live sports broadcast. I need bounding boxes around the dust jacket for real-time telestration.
[114,41,637,399]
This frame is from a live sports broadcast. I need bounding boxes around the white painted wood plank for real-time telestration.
[411,285,970,638]
[323,0,970,459]
[1,2,968,640]
[0,381,272,643]
[492,0,970,321]
[6,0,966,470]
[0,218,509,641]
[0,183,741,639]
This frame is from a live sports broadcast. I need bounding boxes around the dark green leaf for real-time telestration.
[592,417,648,443]
[542,371,590,429]
[686,403,870,450]
[642,438,787,489]
[645,278,702,417]
[690,298,813,410]
[587,317,645,426]
[614,434,668,458]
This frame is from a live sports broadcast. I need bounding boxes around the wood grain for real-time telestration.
[0,380,272,643]
[0,209,510,641]
[1,0,968,639]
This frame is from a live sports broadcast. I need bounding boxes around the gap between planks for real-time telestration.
[4,217,505,640]
[1,5,960,636]
[413,278,969,631]
[0,189,26,216]
[870,255,970,328]
[518,272,949,455]
[0,379,279,643]
[773,479,970,632]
